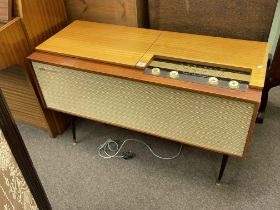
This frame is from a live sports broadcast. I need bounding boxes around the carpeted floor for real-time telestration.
[18,87,280,210]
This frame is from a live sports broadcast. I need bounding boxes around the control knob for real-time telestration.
[229,80,239,89]
[151,67,161,76]
[169,71,179,79]
[208,77,219,86]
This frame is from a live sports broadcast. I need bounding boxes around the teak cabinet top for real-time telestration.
[35,20,269,89]
[36,21,161,67]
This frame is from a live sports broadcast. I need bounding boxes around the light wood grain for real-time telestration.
[64,0,147,27]
[0,18,68,137]
[13,0,68,48]
[139,31,269,89]
[0,0,11,21]
[0,18,30,70]
[0,18,49,129]
[36,21,268,89]
[36,21,161,66]
[0,67,48,128]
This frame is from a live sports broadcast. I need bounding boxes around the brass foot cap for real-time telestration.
[216,181,221,186]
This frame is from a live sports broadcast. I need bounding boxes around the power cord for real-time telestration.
[98,138,183,160]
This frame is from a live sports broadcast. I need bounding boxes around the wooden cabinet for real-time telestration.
[1,1,69,137]
[64,0,148,27]
[0,18,29,70]
[13,0,68,48]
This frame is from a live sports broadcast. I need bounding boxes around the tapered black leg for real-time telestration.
[216,154,229,185]
[71,116,77,145]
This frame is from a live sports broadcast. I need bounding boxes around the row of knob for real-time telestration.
[151,68,240,89]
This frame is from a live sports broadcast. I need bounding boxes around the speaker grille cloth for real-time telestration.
[33,62,255,156]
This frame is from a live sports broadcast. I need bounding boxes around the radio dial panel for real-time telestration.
[145,58,251,91]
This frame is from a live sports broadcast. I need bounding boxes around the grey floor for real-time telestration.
[18,87,280,210]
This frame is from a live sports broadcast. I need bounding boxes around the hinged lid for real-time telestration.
[36,20,161,67]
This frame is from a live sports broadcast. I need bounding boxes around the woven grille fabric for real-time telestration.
[33,62,255,156]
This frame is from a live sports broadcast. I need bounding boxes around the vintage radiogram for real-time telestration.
[28,21,268,182]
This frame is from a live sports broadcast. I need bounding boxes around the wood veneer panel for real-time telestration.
[36,21,161,66]
[0,18,30,70]
[0,18,67,136]
[0,67,48,129]
[64,0,148,27]
[35,21,268,89]
[12,0,20,16]
[17,0,68,48]
[148,0,277,41]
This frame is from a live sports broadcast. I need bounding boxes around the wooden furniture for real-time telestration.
[0,18,66,136]
[148,0,277,41]
[28,21,268,182]
[147,0,279,123]
[0,0,11,21]
[36,21,268,89]
[36,21,161,66]
[0,18,28,70]
[64,0,148,27]
[13,0,68,48]
[0,0,69,137]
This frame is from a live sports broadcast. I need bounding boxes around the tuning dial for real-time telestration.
[208,77,219,86]
[169,71,179,79]
[151,68,161,76]
[229,80,239,89]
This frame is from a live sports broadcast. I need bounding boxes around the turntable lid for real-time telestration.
[35,20,161,67]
